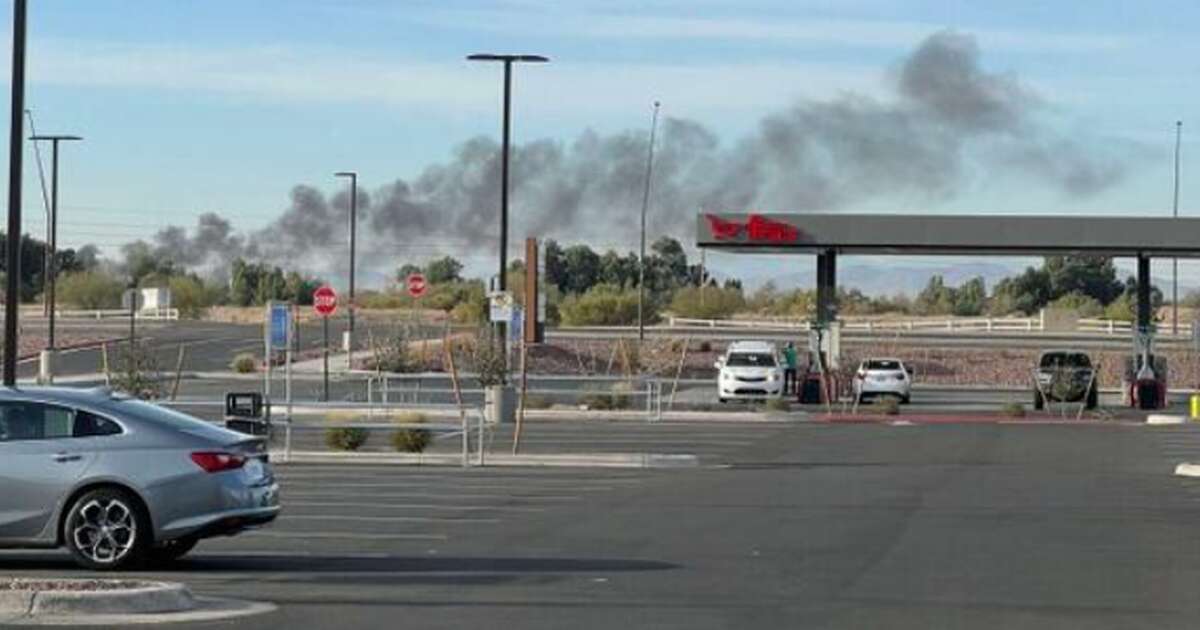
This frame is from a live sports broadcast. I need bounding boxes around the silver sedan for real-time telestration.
[0,387,279,570]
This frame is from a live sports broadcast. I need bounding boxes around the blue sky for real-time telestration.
[9,0,1200,288]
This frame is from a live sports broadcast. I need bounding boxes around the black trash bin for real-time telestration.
[799,375,823,404]
[224,392,270,436]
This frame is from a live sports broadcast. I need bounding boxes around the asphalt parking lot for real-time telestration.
[8,420,1200,629]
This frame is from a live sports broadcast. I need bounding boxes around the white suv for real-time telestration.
[716,341,784,402]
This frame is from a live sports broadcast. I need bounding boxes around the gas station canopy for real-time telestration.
[696,213,1200,258]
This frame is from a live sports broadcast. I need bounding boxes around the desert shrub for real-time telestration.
[872,397,900,416]
[669,286,745,320]
[57,270,123,309]
[368,325,418,373]
[560,284,648,326]
[230,353,258,373]
[391,412,431,453]
[579,382,633,410]
[109,342,164,400]
[761,398,791,412]
[325,425,370,451]
[1000,402,1026,418]
[522,394,553,410]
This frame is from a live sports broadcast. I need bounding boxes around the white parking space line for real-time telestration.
[245,531,449,541]
[284,515,500,524]
[280,482,623,492]
[284,491,583,501]
[285,501,546,513]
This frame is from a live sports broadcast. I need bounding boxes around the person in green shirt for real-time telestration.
[782,342,798,395]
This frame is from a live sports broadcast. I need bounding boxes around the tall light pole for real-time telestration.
[4,0,27,386]
[466,53,548,353]
[1173,120,1182,335]
[637,101,661,342]
[30,134,82,351]
[335,171,357,370]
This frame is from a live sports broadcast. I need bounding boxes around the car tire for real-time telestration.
[63,487,150,571]
[147,536,199,565]
[1033,390,1044,410]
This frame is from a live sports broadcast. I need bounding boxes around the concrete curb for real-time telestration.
[0,581,193,619]
[1147,414,1188,425]
[1175,463,1200,477]
[31,582,195,616]
[271,450,700,468]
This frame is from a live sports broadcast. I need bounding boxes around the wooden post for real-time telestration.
[513,337,529,455]
[170,344,186,400]
[100,342,111,386]
[667,336,691,410]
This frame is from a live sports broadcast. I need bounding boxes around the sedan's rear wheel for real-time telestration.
[64,488,149,571]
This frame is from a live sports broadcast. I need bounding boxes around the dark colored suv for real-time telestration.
[1033,350,1098,410]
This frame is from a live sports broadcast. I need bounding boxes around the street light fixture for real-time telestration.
[638,101,661,342]
[30,133,82,351]
[466,53,548,352]
[335,171,357,370]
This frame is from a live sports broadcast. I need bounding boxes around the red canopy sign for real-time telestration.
[312,285,338,317]
[704,214,800,243]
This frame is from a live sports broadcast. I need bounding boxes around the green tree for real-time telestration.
[424,256,464,284]
[1045,256,1123,305]
[543,239,566,294]
[992,266,1052,315]
[562,245,601,294]
[1047,291,1104,317]
[396,263,422,283]
[953,277,987,316]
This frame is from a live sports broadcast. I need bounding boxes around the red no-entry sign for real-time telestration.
[407,273,428,298]
[312,285,338,317]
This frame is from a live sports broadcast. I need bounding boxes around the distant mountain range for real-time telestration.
[730,259,1200,298]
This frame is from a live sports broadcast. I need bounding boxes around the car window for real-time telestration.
[726,353,777,367]
[865,360,902,371]
[0,402,74,441]
[1040,353,1092,369]
[73,410,123,437]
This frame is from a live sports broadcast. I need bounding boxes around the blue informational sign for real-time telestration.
[268,303,290,350]
[509,306,523,343]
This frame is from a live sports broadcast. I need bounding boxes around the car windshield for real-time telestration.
[865,360,902,371]
[1040,353,1092,369]
[726,353,777,367]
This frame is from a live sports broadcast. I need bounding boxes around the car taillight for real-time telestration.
[190,451,247,473]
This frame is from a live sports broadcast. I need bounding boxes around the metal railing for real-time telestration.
[362,373,667,422]
[37,307,181,321]
[665,315,1173,337]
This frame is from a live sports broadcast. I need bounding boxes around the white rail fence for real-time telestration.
[27,307,181,321]
[666,314,1163,337]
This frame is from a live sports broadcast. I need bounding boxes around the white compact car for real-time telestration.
[716,341,784,402]
[853,358,913,404]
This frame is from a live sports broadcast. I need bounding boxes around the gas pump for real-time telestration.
[1126,326,1168,410]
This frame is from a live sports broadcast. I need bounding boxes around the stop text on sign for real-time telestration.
[312,285,338,317]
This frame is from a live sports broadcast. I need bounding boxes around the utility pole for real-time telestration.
[1173,120,1182,336]
[637,100,661,342]
[4,0,28,386]
[29,134,82,351]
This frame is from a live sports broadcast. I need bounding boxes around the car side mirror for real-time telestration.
[905,366,915,376]
[714,359,724,369]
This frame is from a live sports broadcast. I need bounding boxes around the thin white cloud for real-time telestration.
[14,38,884,117]
[397,8,1133,54]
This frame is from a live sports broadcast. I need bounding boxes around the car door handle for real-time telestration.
[52,453,83,463]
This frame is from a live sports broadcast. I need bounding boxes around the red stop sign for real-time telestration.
[407,273,427,298]
[312,285,338,317]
